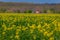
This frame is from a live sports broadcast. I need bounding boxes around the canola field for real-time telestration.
[0,13,60,40]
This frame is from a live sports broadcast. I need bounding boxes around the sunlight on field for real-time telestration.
[0,13,60,40]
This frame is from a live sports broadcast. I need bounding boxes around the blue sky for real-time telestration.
[0,0,60,4]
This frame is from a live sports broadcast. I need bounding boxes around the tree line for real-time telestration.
[0,8,60,13]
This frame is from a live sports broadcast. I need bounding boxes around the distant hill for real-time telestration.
[0,2,60,13]
[0,2,60,6]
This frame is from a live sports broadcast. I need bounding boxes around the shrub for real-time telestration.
[43,10,47,13]
[0,8,7,13]
[24,10,32,13]
[47,9,55,13]
[14,10,21,13]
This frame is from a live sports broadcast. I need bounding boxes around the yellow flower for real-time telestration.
[12,25,16,27]
[13,18,17,22]
[16,29,21,32]
[30,29,34,33]
[47,32,53,37]
[39,29,43,32]
[37,26,43,32]
[44,17,48,20]
[54,27,59,31]
[22,27,28,31]
[2,24,6,27]
[44,23,48,26]
[4,27,7,31]
[2,23,7,31]
[22,27,26,31]
[52,20,57,24]
[2,32,5,35]
[17,26,21,29]
[33,35,36,40]
[10,36,13,38]
[44,23,50,27]
[42,29,46,32]
[58,22,60,31]
[15,35,19,39]
[16,29,20,35]
[58,22,60,26]
[30,24,36,29]
[16,32,19,35]
[7,28,12,30]
[37,24,41,29]
[44,31,48,36]
[49,37,54,40]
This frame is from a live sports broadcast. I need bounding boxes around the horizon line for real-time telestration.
[0,1,60,4]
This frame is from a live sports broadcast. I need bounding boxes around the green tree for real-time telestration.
[50,8,55,13]
[24,10,32,13]
[0,8,7,13]
[43,10,47,13]
[47,9,55,13]
[15,10,21,13]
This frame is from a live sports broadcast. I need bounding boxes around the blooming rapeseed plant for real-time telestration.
[2,24,7,31]
[0,14,60,40]
[15,34,19,39]
[2,32,5,35]
[30,24,36,29]
[44,31,48,36]
[49,37,54,40]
